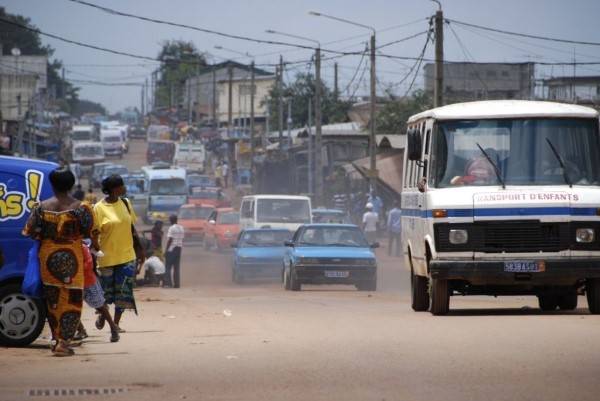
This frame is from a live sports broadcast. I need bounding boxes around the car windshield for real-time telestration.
[75,146,102,157]
[257,199,311,223]
[218,212,239,225]
[104,167,128,176]
[297,227,369,247]
[239,230,291,247]
[432,118,600,187]
[103,136,121,142]
[179,208,196,219]
[124,178,145,194]
[188,176,212,186]
[149,179,187,195]
[313,211,346,223]
[190,189,220,199]
[149,142,172,151]
[72,131,92,141]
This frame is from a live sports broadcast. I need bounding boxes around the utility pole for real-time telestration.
[212,67,217,128]
[227,63,233,135]
[314,46,323,205]
[307,98,313,195]
[264,103,270,149]
[141,84,145,117]
[145,78,149,117]
[250,60,256,190]
[334,62,339,100]
[278,55,284,149]
[433,2,444,108]
[187,78,192,125]
[369,32,377,194]
[286,99,292,147]
[61,68,65,99]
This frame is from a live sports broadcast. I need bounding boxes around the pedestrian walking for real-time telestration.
[387,201,402,257]
[222,161,229,188]
[93,175,144,333]
[164,214,185,288]
[22,168,95,357]
[74,241,120,343]
[72,184,85,201]
[215,163,223,188]
[84,188,97,205]
[362,203,379,244]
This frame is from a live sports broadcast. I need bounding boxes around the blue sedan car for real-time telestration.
[282,224,378,291]
[232,228,292,283]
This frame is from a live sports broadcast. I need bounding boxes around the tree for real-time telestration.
[154,40,207,109]
[0,7,90,113]
[263,72,352,130]
[375,90,432,135]
[71,99,107,117]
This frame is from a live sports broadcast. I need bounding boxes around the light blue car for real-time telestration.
[231,228,292,283]
[282,224,378,291]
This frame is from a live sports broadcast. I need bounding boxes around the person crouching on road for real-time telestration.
[93,175,143,333]
[362,203,378,245]
[164,215,184,288]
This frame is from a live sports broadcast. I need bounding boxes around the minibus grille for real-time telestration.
[435,221,569,253]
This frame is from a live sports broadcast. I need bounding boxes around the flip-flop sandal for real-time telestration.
[73,331,88,341]
[52,346,75,357]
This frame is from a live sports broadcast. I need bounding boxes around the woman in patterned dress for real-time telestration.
[22,169,94,357]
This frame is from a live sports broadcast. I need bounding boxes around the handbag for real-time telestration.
[121,198,145,263]
[22,241,43,299]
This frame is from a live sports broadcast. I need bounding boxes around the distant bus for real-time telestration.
[141,165,187,223]
[239,195,312,233]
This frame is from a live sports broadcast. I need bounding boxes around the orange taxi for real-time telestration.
[188,186,230,208]
[178,203,215,240]
[204,208,240,251]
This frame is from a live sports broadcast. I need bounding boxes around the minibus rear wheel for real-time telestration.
[411,270,429,312]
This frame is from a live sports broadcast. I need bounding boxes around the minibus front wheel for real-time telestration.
[430,278,450,315]
[0,283,46,347]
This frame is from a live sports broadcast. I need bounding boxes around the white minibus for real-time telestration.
[240,195,312,233]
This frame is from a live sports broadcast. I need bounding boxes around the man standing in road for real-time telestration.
[222,161,229,188]
[164,215,185,288]
[387,200,402,257]
[362,203,378,244]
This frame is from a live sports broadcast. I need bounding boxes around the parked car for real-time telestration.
[204,208,240,251]
[128,124,146,139]
[0,155,57,346]
[178,203,215,240]
[231,228,292,283]
[122,173,148,218]
[186,174,214,193]
[101,164,129,181]
[282,224,378,291]
[188,186,230,208]
[90,162,114,187]
[312,208,351,224]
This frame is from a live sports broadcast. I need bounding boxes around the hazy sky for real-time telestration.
[4,0,600,113]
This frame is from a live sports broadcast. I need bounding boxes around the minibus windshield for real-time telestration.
[431,118,600,187]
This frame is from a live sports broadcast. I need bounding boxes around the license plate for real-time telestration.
[504,261,545,273]
[325,271,349,278]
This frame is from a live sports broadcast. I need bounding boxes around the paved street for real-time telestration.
[2,140,600,401]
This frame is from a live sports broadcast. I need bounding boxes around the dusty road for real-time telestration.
[1,140,599,401]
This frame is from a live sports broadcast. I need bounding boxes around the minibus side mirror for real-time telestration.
[407,129,422,161]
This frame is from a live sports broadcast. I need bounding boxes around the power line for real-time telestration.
[448,23,490,93]
[403,28,432,97]
[341,45,368,96]
[448,18,600,47]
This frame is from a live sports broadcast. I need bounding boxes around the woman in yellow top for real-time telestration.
[22,169,94,357]
[93,175,143,331]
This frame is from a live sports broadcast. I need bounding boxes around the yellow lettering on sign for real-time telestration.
[0,169,44,221]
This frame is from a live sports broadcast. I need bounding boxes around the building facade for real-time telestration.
[544,76,600,105]
[424,62,535,102]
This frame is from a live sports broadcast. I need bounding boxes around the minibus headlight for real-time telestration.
[576,228,595,243]
[449,229,468,245]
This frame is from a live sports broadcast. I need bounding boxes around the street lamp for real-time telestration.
[265,29,323,204]
[309,11,378,195]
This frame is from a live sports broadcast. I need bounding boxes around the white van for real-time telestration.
[70,125,96,143]
[100,129,124,158]
[141,165,187,223]
[71,141,105,170]
[174,141,205,172]
[401,100,600,315]
[240,195,312,233]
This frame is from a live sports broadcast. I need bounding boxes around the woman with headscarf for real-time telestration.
[22,168,94,357]
[93,174,144,332]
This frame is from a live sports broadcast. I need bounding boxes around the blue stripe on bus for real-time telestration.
[401,207,598,218]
